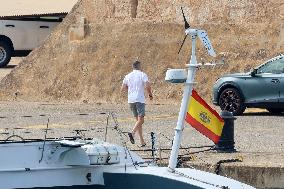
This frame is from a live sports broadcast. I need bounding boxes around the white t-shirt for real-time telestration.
[123,70,149,103]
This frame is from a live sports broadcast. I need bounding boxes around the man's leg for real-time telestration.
[137,116,146,145]
[132,116,144,140]
[132,103,146,145]
[129,103,138,144]
[131,116,138,134]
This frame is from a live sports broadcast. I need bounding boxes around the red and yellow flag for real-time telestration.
[185,89,224,144]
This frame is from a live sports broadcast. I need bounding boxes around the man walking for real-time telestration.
[121,61,153,147]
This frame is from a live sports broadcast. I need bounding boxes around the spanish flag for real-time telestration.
[185,89,224,144]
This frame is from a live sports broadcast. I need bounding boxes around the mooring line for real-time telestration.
[18,113,177,130]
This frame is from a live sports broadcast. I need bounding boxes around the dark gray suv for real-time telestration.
[213,54,284,115]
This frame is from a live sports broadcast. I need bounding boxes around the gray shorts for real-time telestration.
[129,102,145,117]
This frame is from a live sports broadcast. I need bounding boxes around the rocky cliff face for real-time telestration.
[0,0,283,104]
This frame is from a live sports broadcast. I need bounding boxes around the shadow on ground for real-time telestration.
[0,65,17,69]
[241,112,283,117]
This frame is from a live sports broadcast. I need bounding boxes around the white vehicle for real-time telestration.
[0,16,63,67]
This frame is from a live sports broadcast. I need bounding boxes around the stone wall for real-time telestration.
[0,0,282,103]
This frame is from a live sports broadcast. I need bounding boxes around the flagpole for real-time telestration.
[168,29,198,171]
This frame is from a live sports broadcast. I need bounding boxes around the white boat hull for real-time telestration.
[0,140,255,189]
[0,166,255,189]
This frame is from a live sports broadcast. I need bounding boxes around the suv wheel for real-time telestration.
[0,41,12,68]
[266,108,284,114]
[219,88,246,116]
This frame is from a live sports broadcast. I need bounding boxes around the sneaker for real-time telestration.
[128,133,135,144]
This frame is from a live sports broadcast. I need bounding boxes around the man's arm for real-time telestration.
[145,81,153,100]
[121,83,128,93]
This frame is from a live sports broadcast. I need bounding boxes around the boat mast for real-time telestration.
[167,7,216,171]
[168,28,198,171]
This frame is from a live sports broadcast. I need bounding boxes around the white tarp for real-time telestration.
[0,0,78,17]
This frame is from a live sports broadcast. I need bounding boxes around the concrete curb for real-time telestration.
[187,163,284,189]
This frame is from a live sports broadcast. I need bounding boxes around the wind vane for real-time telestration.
[178,7,216,57]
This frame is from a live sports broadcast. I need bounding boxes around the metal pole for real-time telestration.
[151,132,157,163]
[104,112,110,142]
[168,29,198,171]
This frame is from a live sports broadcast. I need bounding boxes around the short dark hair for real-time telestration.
[132,61,141,70]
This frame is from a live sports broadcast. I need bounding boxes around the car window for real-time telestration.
[257,58,284,74]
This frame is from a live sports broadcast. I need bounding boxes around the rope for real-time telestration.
[106,112,137,170]
[4,134,25,142]
[179,146,216,157]
[215,158,243,175]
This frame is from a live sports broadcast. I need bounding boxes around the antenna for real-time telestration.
[178,35,188,54]
[181,7,190,29]
[178,7,190,54]
[39,117,50,163]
